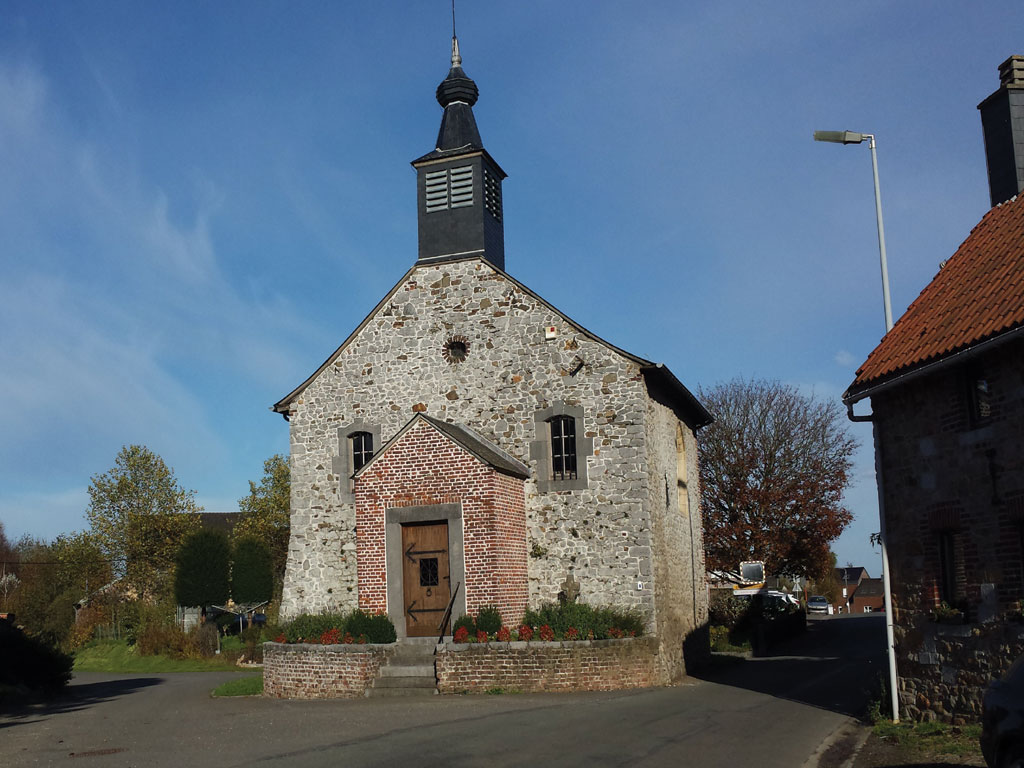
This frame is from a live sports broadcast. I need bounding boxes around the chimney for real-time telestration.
[978,55,1024,207]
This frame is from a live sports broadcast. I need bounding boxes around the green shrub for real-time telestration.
[453,613,476,636]
[708,593,748,630]
[278,610,396,644]
[522,602,645,640]
[0,620,73,694]
[475,606,502,635]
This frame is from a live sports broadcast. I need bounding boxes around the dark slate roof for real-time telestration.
[354,413,529,480]
[272,257,712,430]
[845,193,1024,402]
[834,566,869,584]
[854,578,884,597]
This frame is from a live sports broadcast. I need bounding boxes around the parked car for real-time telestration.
[807,595,830,614]
[982,653,1024,768]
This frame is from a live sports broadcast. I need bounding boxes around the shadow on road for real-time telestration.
[690,614,888,718]
[0,676,164,729]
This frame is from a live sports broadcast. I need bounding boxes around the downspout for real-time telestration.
[846,398,901,722]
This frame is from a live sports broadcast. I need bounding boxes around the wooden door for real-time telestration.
[401,522,451,637]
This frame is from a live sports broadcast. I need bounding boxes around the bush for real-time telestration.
[277,610,396,644]
[452,613,476,637]
[708,593,748,630]
[475,606,502,635]
[522,602,645,640]
[0,620,73,695]
[136,622,199,660]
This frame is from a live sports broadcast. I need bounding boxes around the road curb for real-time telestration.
[803,719,872,768]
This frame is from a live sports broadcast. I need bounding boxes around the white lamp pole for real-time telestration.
[814,129,900,722]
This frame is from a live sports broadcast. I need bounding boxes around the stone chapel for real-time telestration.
[273,38,712,676]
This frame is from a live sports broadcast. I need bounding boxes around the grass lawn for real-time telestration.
[872,719,983,760]
[74,640,241,673]
[212,674,263,697]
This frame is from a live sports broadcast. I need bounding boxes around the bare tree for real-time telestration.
[699,378,858,580]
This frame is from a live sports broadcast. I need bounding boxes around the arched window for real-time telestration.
[351,431,374,471]
[549,415,577,481]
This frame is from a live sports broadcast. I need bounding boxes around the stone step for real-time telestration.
[380,664,435,677]
[374,675,436,689]
[367,685,438,698]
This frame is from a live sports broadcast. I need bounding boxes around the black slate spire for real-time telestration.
[412,37,506,270]
[434,38,482,152]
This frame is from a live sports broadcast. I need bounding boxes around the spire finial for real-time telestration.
[451,0,461,66]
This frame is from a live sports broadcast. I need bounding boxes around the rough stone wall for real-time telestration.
[871,336,1024,720]
[280,258,656,620]
[435,637,663,693]
[644,392,708,679]
[897,623,1024,722]
[262,643,391,699]
[353,419,529,624]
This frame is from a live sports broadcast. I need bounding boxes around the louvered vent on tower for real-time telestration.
[449,166,474,208]
[425,169,449,212]
[484,166,502,222]
[424,166,474,213]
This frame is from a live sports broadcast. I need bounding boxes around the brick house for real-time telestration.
[849,578,884,614]
[834,565,869,613]
[271,39,713,678]
[842,56,1024,721]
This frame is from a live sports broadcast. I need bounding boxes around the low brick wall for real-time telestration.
[897,622,1024,722]
[263,642,393,699]
[436,636,663,694]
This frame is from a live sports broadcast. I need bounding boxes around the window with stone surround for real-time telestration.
[334,420,381,503]
[530,402,592,492]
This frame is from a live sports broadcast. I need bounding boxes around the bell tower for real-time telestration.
[412,37,507,270]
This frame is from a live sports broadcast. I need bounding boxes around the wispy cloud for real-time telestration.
[835,349,857,367]
[0,55,316,535]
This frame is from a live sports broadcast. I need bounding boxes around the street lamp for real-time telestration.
[815,128,900,722]
[813,131,894,333]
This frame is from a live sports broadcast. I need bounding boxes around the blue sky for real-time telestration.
[2,2,1021,575]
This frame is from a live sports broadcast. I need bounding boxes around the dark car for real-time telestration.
[982,654,1024,767]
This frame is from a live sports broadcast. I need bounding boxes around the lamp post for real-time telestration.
[813,131,893,333]
[815,129,900,722]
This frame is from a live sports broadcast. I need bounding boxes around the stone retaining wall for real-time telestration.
[263,642,393,699]
[435,636,663,694]
[897,621,1024,722]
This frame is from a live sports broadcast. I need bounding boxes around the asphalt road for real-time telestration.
[1,614,885,768]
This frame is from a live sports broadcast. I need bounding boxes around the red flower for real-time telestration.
[538,624,555,642]
[607,627,623,639]
[564,627,579,641]
[274,634,287,644]
[342,632,355,644]
[453,626,470,643]
[476,629,489,643]
[517,624,533,641]
[320,628,341,645]
[496,626,511,642]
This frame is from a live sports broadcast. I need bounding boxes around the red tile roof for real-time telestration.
[846,194,1024,398]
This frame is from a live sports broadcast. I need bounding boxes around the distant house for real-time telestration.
[849,578,884,614]
[197,512,241,536]
[842,56,1024,722]
[834,566,869,613]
